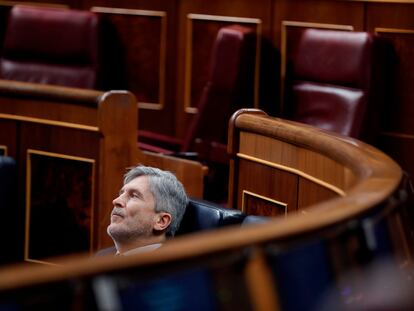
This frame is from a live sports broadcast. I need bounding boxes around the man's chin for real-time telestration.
[107,224,129,240]
[107,224,121,237]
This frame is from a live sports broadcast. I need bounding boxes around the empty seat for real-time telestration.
[0,5,101,89]
[139,25,257,202]
[139,25,256,158]
[284,29,387,142]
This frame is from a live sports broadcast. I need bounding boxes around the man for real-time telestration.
[102,165,188,256]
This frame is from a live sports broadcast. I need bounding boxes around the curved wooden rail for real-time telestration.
[0,109,408,311]
[0,79,103,105]
[228,108,402,225]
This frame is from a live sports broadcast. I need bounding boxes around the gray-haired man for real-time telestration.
[106,165,188,256]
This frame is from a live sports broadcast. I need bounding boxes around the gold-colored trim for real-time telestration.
[375,27,414,35]
[25,149,96,263]
[184,14,262,114]
[0,145,7,156]
[280,21,353,114]
[237,152,346,197]
[242,190,288,215]
[0,113,99,132]
[91,6,167,111]
[187,13,261,24]
[185,16,195,114]
[91,7,166,17]
[254,23,262,109]
[24,259,62,266]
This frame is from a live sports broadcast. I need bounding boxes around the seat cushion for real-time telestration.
[0,60,97,88]
[291,81,365,137]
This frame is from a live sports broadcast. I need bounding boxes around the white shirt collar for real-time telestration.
[116,243,162,256]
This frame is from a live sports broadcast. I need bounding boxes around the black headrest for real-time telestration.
[242,215,271,226]
[176,198,246,235]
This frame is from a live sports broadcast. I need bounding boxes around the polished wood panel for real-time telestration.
[228,109,401,216]
[92,7,166,109]
[25,149,95,264]
[237,158,298,215]
[86,0,179,136]
[298,177,338,209]
[238,131,353,193]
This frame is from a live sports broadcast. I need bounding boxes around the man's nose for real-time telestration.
[112,194,125,207]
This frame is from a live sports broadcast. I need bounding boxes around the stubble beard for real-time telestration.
[107,221,151,244]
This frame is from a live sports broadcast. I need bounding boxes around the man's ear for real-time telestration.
[154,212,172,232]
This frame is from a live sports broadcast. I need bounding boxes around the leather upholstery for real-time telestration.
[285,29,386,141]
[181,25,256,153]
[0,5,101,89]
[176,198,246,235]
[139,24,256,161]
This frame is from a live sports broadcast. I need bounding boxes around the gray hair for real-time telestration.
[124,165,188,236]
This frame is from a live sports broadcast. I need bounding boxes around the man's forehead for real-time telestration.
[123,175,150,191]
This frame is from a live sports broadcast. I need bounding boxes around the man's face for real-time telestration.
[107,176,158,242]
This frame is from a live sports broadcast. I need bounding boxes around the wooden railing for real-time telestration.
[0,109,410,310]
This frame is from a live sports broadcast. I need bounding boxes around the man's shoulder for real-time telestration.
[95,246,117,257]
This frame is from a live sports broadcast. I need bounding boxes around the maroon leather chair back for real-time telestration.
[285,29,385,141]
[0,5,101,89]
[182,25,256,153]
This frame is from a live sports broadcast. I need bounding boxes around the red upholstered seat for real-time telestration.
[139,24,256,201]
[0,5,101,89]
[284,29,387,141]
[139,24,256,161]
